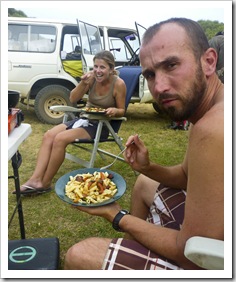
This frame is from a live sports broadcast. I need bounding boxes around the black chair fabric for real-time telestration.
[8,237,60,270]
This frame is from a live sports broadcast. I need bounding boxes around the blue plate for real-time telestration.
[55,168,126,206]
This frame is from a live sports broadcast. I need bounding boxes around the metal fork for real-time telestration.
[100,137,139,170]
[100,147,127,170]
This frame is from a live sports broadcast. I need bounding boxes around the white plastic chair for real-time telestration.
[184,236,224,270]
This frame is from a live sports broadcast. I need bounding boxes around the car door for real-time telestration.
[77,20,102,73]
[99,26,140,67]
[134,22,154,103]
[135,22,146,45]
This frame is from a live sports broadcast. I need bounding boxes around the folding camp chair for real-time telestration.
[50,105,127,168]
[50,66,141,168]
[184,236,224,269]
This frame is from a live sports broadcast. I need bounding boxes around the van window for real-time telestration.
[108,34,139,62]
[79,22,102,55]
[63,34,81,53]
[125,34,140,53]
[109,38,130,61]
[8,24,56,53]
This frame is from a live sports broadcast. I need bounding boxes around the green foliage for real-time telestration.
[8,8,27,17]
[8,103,188,269]
[198,20,224,40]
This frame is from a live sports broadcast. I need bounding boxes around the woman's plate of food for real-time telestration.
[55,168,126,207]
[81,107,106,115]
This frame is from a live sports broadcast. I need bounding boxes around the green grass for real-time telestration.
[8,103,188,269]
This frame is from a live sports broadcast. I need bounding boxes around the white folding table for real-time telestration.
[8,123,32,239]
[8,124,60,270]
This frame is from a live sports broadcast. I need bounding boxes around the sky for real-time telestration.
[5,0,227,29]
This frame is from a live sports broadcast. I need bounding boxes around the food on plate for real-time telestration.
[65,171,117,204]
[84,107,106,113]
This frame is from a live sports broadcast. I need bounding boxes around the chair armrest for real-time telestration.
[50,105,83,123]
[80,112,127,121]
[50,105,82,113]
[50,106,127,121]
[184,236,224,270]
[50,106,127,124]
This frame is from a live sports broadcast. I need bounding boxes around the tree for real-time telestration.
[8,8,27,17]
[198,20,224,40]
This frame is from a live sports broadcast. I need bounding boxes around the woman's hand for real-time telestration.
[73,201,122,222]
[70,71,94,103]
[81,71,95,85]
[124,134,150,172]
[105,107,118,117]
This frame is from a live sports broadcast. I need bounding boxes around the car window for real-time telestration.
[109,37,130,61]
[79,22,102,55]
[125,33,140,53]
[101,28,140,63]
[63,34,81,53]
[8,23,56,53]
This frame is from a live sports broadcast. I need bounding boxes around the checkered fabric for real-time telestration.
[102,184,186,270]
[147,183,186,229]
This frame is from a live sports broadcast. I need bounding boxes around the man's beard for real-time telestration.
[157,64,207,121]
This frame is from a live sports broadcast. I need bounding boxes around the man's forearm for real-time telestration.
[141,162,187,189]
[118,214,199,269]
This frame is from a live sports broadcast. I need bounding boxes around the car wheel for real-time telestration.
[34,85,72,124]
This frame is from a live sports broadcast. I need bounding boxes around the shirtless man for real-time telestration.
[64,18,224,270]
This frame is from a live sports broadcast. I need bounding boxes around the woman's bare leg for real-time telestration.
[42,127,91,187]
[20,124,67,190]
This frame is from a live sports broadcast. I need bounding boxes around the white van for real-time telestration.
[8,17,159,124]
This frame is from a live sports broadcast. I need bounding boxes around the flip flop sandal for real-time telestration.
[12,185,52,195]
[35,187,53,194]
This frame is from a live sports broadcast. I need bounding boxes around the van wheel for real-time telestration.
[152,102,162,114]
[35,85,72,124]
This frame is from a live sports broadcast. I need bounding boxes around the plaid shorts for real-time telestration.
[102,184,186,270]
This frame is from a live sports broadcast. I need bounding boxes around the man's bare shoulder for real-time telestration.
[190,99,224,143]
[182,99,224,241]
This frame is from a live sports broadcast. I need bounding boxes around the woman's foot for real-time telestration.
[12,180,52,195]
[12,185,53,195]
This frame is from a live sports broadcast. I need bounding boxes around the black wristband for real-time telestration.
[112,209,130,232]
